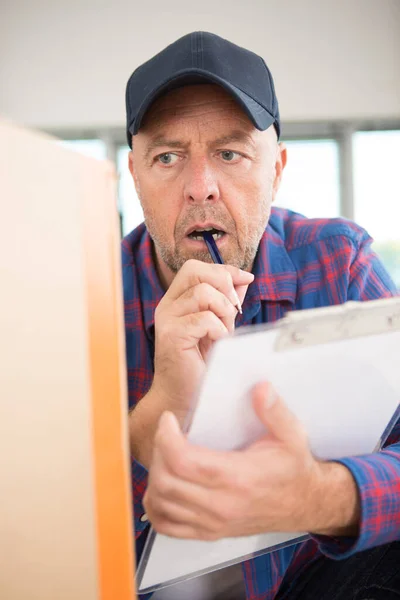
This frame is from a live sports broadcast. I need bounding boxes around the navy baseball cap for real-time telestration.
[125,31,280,148]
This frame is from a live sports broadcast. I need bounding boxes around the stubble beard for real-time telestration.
[136,176,272,273]
[144,207,269,274]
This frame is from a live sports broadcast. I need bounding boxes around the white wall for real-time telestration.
[1,0,399,131]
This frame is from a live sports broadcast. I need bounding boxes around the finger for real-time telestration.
[153,410,185,455]
[144,493,222,534]
[153,519,219,541]
[154,412,235,489]
[147,460,224,524]
[174,311,230,349]
[144,488,199,525]
[156,310,229,353]
[252,381,306,448]
[166,260,254,307]
[151,415,227,514]
[171,282,238,332]
[235,282,252,306]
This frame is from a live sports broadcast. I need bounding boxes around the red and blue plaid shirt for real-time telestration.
[122,207,400,599]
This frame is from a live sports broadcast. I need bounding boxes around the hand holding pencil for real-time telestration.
[129,255,253,468]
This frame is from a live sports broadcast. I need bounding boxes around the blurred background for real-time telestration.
[1,0,399,286]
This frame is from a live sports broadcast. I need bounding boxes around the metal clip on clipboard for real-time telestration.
[275,298,400,352]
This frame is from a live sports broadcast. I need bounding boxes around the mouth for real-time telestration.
[186,225,227,242]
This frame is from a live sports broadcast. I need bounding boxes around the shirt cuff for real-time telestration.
[312,445,400,559]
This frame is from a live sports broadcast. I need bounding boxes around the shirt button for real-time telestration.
[140,513,149,523]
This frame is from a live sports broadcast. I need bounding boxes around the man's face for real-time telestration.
[129,84,286,279]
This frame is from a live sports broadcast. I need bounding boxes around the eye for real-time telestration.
[156,152,179,165]
[220,150,241,162]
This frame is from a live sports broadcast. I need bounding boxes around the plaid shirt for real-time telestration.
[122,207,400,600]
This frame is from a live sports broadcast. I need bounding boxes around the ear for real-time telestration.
[128,150,135,179]
[128,150,140,195]
[272,142,287,202]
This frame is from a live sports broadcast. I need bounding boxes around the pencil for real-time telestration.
[202,231,242,314]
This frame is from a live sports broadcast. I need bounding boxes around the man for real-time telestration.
[123,32,400,599]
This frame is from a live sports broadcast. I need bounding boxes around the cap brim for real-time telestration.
[129,70,276,139]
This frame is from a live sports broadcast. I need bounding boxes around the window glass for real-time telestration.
[117,145,144,237]
[353,131,400,288]
[275,140,340,219]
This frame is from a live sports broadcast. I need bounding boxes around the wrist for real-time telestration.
[150,377,191,425]
[129,388,163,468]
[308,461,361,537]
[129,385,189,469]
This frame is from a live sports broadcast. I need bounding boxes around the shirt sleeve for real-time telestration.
[347,230,398,300]
[312,431,400,559]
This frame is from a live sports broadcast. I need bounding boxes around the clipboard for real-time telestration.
[137,297,400,594]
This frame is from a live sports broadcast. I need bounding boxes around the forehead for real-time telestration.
[139,84,254,136]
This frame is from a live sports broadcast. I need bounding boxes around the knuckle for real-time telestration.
[233,470,252,495]
[183,259,201,283]
[194,460,221,482]
[222,269,233,288]
[154,474,174,497]
[187,311,201,328]
[169,453,191,478]
[215,499,239,523]
[179,259,193,276]
[198,529,222,542]
[193,282,212,302]
[184,258,198,271]
[144,491,170,525]
[210,311,228,333]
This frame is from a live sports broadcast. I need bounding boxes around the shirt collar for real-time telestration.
[135,220,297,337]
[247,222,297,304]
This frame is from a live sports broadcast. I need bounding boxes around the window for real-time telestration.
[117,146,144,236]
[275,140,340,219]
[353,131,400,288]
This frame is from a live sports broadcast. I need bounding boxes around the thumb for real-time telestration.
[153,410,186,465]
[235,283,251,306]
[252,381,304,447]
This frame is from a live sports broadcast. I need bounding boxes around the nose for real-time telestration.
[183,158,220,205]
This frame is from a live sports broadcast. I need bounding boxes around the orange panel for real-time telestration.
[83,163,136,600]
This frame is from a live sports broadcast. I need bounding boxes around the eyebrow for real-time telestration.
[212,131,255,148]
[143,130,255,160]
[144,137,188,161]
